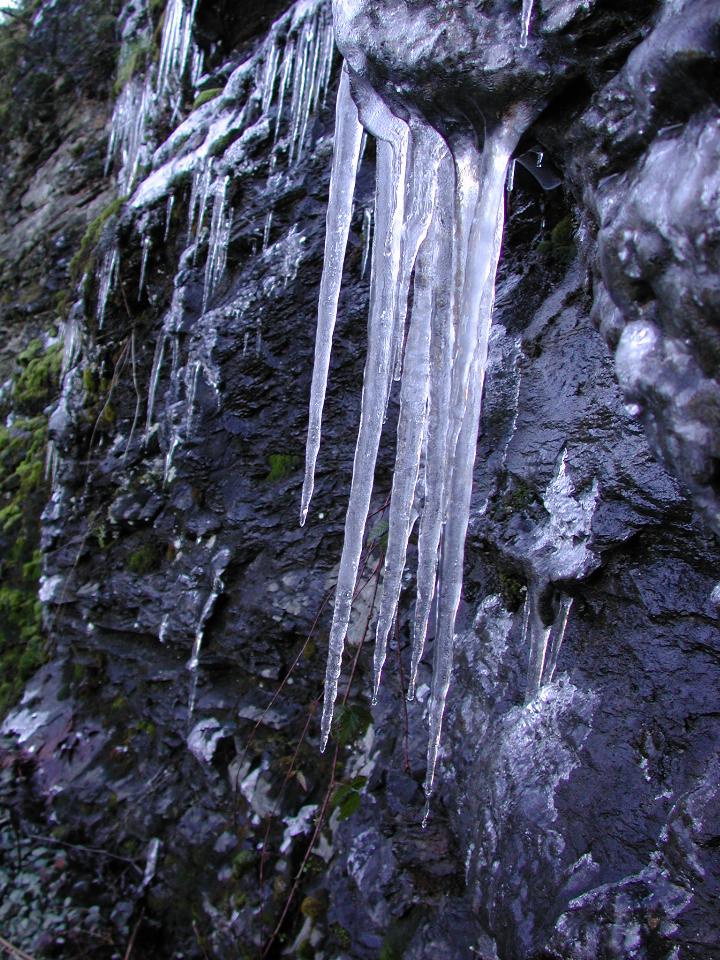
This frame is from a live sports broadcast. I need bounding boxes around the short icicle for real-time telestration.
[520,0,535,48]
[300,63,364,526]
[319,78,410,751]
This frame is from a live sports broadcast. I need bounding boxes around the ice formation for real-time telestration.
[302,37,537,796]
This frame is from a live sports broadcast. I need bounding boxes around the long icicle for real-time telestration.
[319,80,410,751]
[409,146,476,698]
[425,123,521,799]
[388,122,448,385]
[372,132,447,698]
[300,63,364,525]
[407,155,458,700]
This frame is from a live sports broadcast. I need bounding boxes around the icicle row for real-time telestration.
[318,79,410,752]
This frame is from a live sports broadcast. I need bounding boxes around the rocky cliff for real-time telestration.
[1,1,719,958]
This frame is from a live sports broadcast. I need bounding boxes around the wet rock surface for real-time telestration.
[1,0,719,958]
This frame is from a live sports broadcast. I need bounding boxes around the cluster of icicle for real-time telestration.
[301,54,534,804]
[105,0,203,196]
[136,0,335,456]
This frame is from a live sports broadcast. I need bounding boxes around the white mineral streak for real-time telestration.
[300,64,363,525]
[524,451,599,701]
[318,80,409,751]
[520,0,535,48]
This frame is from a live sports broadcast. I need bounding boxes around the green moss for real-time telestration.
[113,37,153,95]
[331,924,351,950]
[192,87,223,110]
[127,542,163,575]
[538,215,576,264]
[13,340,62,416]
[300,895,326,921]
[69,196,127,283]
[0,341,61,717]
[498,571,525,612]
[232,849,256,878]
[265,453,299,483]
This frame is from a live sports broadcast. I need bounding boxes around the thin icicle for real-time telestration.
[145,333,166,437]
[138,234,152,299]
[263,211,273,251]
[319,79,409,751]
[97,248,119,329]
[389,121,447,384]
[164,195,175,242]
[372,198,439,699]
[408,152,456,700]
[542,595,573,687]
[360,206,373,278]
[202,176,232,313]
[506,158,516,193]
[300,63,364,525]
[274,39,295,142]
[520,0,535,48]
[524,580,553,701]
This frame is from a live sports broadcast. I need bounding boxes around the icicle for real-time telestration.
[185,360,201,433]
[202,176,232,313]
[138,234,152,299]
[372,129,448,696]
[506,158,516,193]
[542,595,573,687]
[262,41,281,115]
[408,152,456,700]
[524,580,553,701]
[389,122,447,384]
[300,63,364,526]
[372,204,438,698]
[188,570,222,716]
[360,207,373,278]
[318,78,409,752]
[520,0,535,48]
[145,333,166,437]
[274,39,295,142]
[164,195,175,242]
[263,211,273,252]
[96,248,119,329]
[425,122,522,798]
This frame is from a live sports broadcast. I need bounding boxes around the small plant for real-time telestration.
[265,453,299,483]
[330,776,367,821]
[192,87,224,110]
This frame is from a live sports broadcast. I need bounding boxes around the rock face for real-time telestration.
[1,0,719,958]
